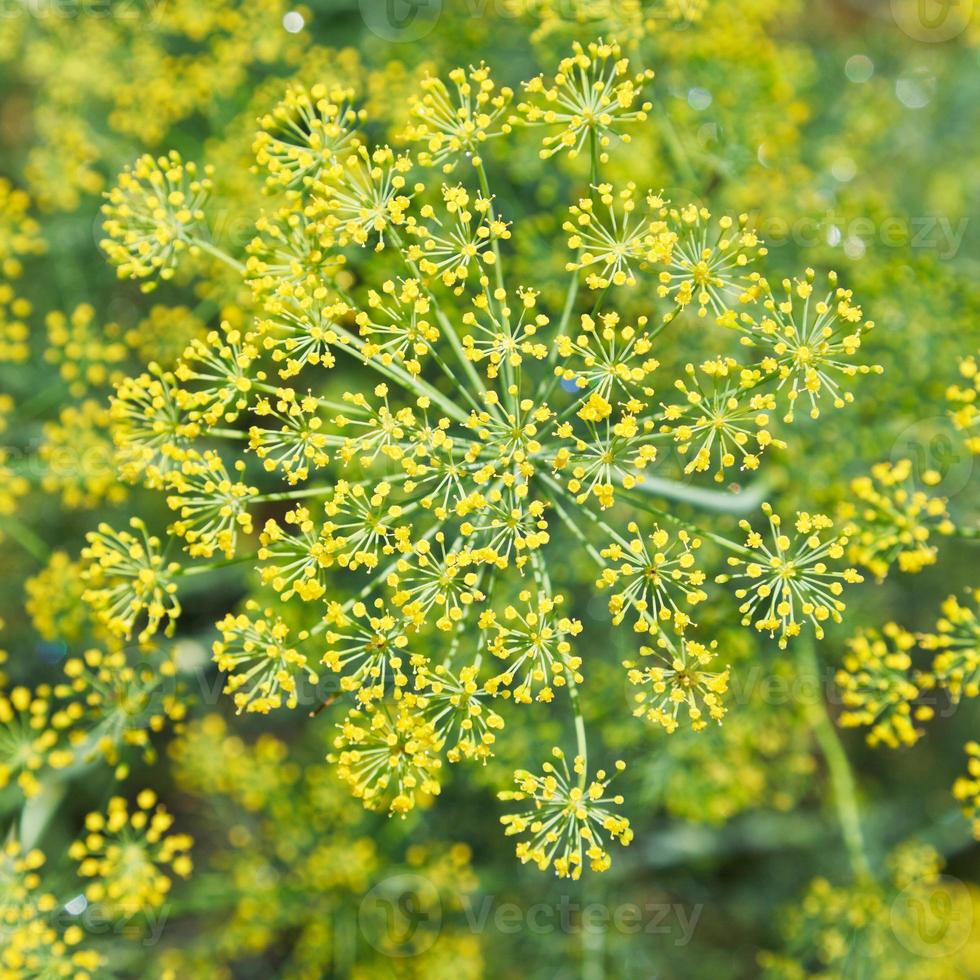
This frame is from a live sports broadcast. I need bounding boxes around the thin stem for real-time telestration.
[0,517,48,561]
[798,638,872,880]
[192,238,246,275]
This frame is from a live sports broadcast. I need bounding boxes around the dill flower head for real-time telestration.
[624,632,730,733]
[40,400,126,510]
[597,521,707,633]
[81,518,182,644]
[658,207,766,321]
[0,842,102,979]
[43,303,127,397]
[482,589,583,704]
[80,46,889,878]
[55,647,186,771]
[919,589,979,702]
[517,39,654,162]
[213,602,318,714]
[0,395,28,526]
[0,685,77,798]
[719,505,863,648]
[254,83,365,190]
[836,624,932,749]
[727,268,882,422]
[404,64,513,171]
[659,357,783,482]
[414,663,504,763]
[564,183,675,289]
[947,352,979,454]
[321,598,417,703]
[499,748,632,879]
[331,696,443,816]
[69,790,193,914]
[953,741,980,839]
[101,151,213,289]
[838,459,955,579]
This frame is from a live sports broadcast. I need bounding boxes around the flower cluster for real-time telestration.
[836,624,932,749]
[69,790,193,914]
[80,42,884,876]
[499,748,632,878]
[838,459,954,579]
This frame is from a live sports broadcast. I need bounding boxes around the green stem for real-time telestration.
[798,638,872,879]
[0,517,49,561]
[192,239,246,275]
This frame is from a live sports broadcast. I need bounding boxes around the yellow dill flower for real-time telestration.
[331,697,443,816]
[43,304,128,397]
[0,395,28,526]
[356,278,438,375]
[625,632,729,732]
[555,311,658,401]
[165,449,256,559]
[254,83,364,190]
[597,521,707,632]
[404,64,513,172]
[839,459,954,579]
[124,303,207,368]
[54,647,186,771]
[81,518,181,643]
[111,365,201,488]
[0,178,44,281]
[728,268,882,422]
[40,400,126,509]
[461,286,549,379]
[174,323,262,426]
[953,741,980,839]
[947,352,979,454]
[406,184,510,293]
[213,601,318,713]
[246,203,346,299]
[482,589,583,704]
[499,748,632,879]
[658,207,765,321]
[25,552,97,644]
[321,598,417,704]
[919,589,979,702]
[836,624,932,749]
[414,663,504,763]
[312,144,416,250]
[0,841,102,979]
[69,790,193,915]
[564,184,675,289]
[0,686,77,798]
[258,291,352,379]
[248,389,334,484]
[517,39,654,162]
[101,151,213,289]
[659,357,783,482]
[0,284,33,364]
[720,505,863,648]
